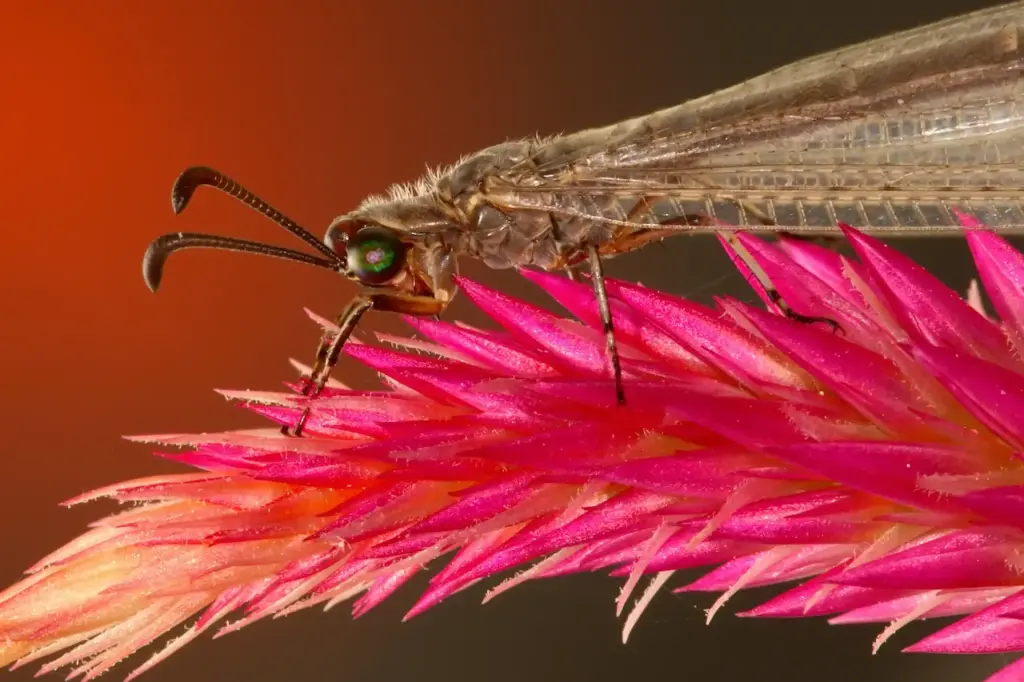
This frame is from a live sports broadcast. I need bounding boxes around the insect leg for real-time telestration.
[625,196,655,223]
[776,231,845,250]
[587,244,626,406]
[723,200,843,329]
[284,293,446,437]
[717,229,842,333]
[617,198,844,333]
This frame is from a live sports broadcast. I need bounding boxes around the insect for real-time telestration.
[144,1,1024,436]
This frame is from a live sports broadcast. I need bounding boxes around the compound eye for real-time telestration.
[346,226,406,285]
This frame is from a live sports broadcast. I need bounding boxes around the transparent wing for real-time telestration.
[489,2,1024,233]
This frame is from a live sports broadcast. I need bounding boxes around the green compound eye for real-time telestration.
[346,226,406,285]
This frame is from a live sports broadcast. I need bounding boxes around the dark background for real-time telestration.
[0,1,1018,681]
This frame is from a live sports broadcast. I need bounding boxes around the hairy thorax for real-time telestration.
[438,140,619,271]
[352,137,630,276]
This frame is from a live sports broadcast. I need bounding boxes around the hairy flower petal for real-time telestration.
[7,223,1024,681]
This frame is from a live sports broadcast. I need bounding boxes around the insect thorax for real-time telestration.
[356,138,627,274]
[440,140,624,272]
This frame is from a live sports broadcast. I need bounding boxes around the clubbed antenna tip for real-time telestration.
[141,236,169,292]
[170,166,217,215]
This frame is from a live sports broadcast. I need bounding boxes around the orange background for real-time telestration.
[0,2,1015,681]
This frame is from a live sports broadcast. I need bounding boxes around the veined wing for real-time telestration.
[489,2,1024,234]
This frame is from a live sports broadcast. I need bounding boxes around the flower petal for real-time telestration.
[840,224,1010,363]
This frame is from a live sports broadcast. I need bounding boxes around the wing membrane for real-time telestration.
[488,2,1024,233]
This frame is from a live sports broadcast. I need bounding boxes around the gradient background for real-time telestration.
[0,1,1018,681]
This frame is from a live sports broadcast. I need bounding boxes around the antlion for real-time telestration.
[143,1,1024,435]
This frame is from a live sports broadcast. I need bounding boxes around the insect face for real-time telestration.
[144,166,453,437]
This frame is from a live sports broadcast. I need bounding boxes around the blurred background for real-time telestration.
[0,1,1018,681]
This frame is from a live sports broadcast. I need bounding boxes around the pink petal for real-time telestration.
[407,472,538,533]
[839,224,1010,363]
[606,279,810,393]
[967,229,1024,341]
[831,588,1019,624]
[455,276,611,376]
[831,531,1024,590]
[735,232,878,332]
[770,441,981,512]
[914,342,1024,451]
[740,567,912,618]
[741,302,931,425]
[906,591,1024,654]
[403,316,561,379]
[519,269,714,375]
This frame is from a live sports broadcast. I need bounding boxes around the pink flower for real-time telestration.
[3,218,1024,681]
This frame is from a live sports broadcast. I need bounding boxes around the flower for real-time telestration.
[4,218,1024,681]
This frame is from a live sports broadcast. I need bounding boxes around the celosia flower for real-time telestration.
[5,218,1024,681]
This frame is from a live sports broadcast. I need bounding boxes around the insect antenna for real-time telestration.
[171,166,342,264]
[143,166,348,291]
[142,233,342,292]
